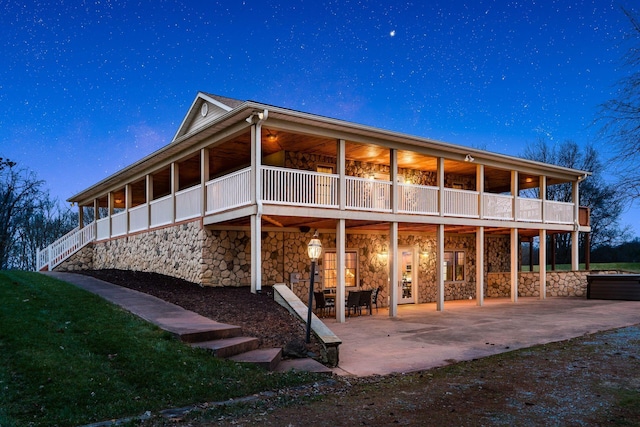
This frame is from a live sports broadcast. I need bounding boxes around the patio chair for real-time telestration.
[371,286,382,312]
[346,291,361,317]
[358,289,373,315]
[314,291,334,317]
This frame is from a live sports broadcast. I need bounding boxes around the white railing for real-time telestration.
[206,167,251,214]
[517,198,543,222]
[345,176,391,212]
[262,166,339,208]
[546,200,574,224]
[398,183,439,215]
[111,210,128,237]
[129,203,149,232]
[444,188,479,218]
[176,184,202,221]
[150,194,173,227]
[97,217,110,240]
[36,222,96,270]
[483,193,513,220]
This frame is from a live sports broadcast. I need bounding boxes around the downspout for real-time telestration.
[248,109,268,293]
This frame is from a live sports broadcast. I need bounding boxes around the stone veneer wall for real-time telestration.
[55,244,94,271]
[486,270,596,298]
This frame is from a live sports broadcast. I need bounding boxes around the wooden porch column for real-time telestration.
[529,239,534,272]
[338,139,346,211]
[108,192,114,238]
[551,234,557,271]
[510,228,518,302]
[477,164,485,219]
[438,157,445,217]
[511,170,519,221]
[390,148,398,214]
[146,174,153,229]
[93,199,99,220]
[78,205,84,229]
[125,183,131,234]
[585,232,591,271]
[336,219,346,323]
[476,226,484,306]
[389,222,398,317]
[171,162,178,224]
[539,229,547,300]
[200,148,209,217]
[540,176,547,223]
[436,224,445,311]
[571,180,580,271]
[250,119,263,294]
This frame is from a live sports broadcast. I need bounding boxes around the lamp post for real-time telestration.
[306,231,323,343]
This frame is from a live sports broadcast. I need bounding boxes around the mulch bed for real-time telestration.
[78,269,322,358]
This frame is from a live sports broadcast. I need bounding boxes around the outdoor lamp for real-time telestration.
[305,231,323,343]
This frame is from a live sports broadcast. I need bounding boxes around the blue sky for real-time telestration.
[2,0,638,234]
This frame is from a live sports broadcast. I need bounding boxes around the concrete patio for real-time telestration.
[325,297,640,376]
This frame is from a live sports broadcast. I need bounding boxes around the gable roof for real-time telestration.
[172,92,245,142]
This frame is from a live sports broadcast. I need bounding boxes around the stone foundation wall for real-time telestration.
[92,221,205,284]
[486,270,595,298]
[54,244,95,271]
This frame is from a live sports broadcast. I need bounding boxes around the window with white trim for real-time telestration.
[323,250,358,289]
[444,250,465,282]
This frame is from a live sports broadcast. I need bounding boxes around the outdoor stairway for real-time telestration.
[44,272,331,375]
[183,326,331,374]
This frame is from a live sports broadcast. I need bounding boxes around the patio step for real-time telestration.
[275,358,334,376]
[176,323,242,343]
[191,336,259,358]
[228,347,283,371]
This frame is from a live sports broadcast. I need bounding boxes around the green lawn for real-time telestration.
[0,271,316,427]
[521,262,640,273]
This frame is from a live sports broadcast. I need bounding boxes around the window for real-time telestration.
[444,251,465,282]
[323,250,358,289]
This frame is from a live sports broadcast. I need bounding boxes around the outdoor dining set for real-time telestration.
[313,287,382,318]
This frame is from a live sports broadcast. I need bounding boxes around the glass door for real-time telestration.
[397,247,417,304]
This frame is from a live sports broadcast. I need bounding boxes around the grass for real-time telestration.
[0,271,317,427]
[521,262,640,272]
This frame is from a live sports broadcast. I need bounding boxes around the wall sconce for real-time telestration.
[420,250,429,258]
[114,198,123,204]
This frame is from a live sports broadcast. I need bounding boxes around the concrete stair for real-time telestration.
[183,322,331,374]
[191,336,260,358]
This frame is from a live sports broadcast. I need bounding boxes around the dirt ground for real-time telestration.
[79,270,640,426]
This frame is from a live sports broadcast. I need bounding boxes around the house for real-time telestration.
[37,92,591,323]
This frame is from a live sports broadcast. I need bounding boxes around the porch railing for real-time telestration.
[262,166,339,208]
[444,188,479,218]
[129,203,149,233]
[483,193,513,220]
[150,194,173,227]
[206,167,251,214]
[111,210,127,237]
[517,198,543,223]
[36,222,96,271]
[398,183,439,215]
[545,200,574,224]
[346,176,391,212]
[97,217,110,240]
[176,184,202,221]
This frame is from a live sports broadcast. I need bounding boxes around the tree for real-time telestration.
[0,158,77,270]
[599,8,640,201]
[522,139,630,263]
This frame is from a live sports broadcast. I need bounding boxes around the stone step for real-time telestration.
[228,348,283,371]
[191,336,259,358]
[275,358,334,376]
[177,323,242,343]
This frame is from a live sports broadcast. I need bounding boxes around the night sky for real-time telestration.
[2,1,638,233]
